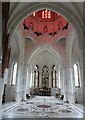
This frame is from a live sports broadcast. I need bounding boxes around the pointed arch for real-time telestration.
[28,43,63,67]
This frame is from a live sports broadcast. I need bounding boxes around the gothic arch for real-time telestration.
[28,43,63,68]
[8,2,83,43]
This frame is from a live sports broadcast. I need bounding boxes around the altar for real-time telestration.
[39,87,51,96]
[31,87,60,96]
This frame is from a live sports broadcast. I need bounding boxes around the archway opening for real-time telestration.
[2,3,83,119]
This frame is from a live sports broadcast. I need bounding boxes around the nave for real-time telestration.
[0,2,84,120]
[2,96,83,119]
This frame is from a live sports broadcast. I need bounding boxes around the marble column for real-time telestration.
[32,72,34,87]
[22,64,28,101]
[39,71,42,87]
[26,67,31,94]
[30,70,33,88]
[32,70,34,87]
[60,68,67,102]
[16,62,24,102]
[57,69,61,89]
[49,70,51,88]
[22,79,26,101]
[66,67,75,103]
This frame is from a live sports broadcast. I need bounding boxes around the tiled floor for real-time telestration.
[2,102,19,111]
[2,96,83,119]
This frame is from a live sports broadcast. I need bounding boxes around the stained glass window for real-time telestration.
[42,10,44,18]
[42,66,49,88]
[42,9,51,19]
[33,12,36,16]
[48,11,51,18]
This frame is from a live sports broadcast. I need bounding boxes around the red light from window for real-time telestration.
[33,12,36,17]
[45,9,48,18]
[48,11,51,18]
[42,11,44,18]
[42,9,51,19]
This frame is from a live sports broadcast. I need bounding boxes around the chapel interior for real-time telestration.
[0,1,84,119]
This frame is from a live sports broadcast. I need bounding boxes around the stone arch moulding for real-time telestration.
[28,43,63,67]
[7,2,83,43]
[25,36,37,44]
[12,30,24,63]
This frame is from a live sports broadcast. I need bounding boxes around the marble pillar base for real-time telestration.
[16,92,22,102]
[22,91,26,101]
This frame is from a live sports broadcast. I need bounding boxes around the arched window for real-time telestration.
[11,62,17,86]
[42,66,49,88]
[33,12,36,17]
[73,63,80,87]
[34,65,39,87]
[42,9,51,19]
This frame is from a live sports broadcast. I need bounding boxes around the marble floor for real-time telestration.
[2,96,83,119]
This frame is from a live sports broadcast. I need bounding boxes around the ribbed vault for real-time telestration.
[28,44,62,69]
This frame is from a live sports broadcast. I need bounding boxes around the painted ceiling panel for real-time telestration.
[22,9,69,36]
[18,8,71,38]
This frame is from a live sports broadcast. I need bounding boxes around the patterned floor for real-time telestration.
[2,96,83,118]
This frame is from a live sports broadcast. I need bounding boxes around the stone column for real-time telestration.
[16,62,24,102]
[49,70,51,88]
[32,70,34,87]
[39,71,42,87]
[57,69,61,89]
[26,66,31,94]
[22,84,26,101]
[66,67,75,103]
[32,72,34,87]
[30,70,33,88]
[22,64,28,101]
[60,68,67,102]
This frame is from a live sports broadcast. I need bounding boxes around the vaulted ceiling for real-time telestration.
[18,9,72,46]
[16,9,73,68]
[8,2,83,69]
